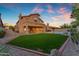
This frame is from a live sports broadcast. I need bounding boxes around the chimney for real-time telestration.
[46,23,49,31]
[19,13,22,20]
[47,23,49,26]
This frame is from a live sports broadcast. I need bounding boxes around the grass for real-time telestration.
[8,33,68,54]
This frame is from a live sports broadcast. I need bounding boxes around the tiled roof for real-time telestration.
[21,14,40,18]
[16,13,43,24]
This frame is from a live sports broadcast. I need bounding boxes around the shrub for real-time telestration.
[0,28,5,38]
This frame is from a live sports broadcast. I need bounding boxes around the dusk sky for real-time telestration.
[0,3,73,27]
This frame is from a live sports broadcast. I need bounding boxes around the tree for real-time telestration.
[71,5,79,27]
[71,21,79,28]
[9,26,15,31]
[60,24,71,28]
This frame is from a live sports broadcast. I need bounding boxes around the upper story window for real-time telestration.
[24,26,26,28]
[34,20,37,22]
[21,17,23,19]
[34,18,38,22]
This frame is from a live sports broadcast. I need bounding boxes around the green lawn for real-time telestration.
[8,33,68,54]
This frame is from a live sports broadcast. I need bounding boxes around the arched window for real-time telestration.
[34,18,38,22]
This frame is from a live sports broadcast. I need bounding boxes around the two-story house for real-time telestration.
[15,14,46,34]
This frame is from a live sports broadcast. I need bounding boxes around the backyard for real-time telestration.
[8,33,68,54]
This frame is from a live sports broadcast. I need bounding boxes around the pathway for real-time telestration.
[0,30,19,44]
[58,32,79,56]
[61,39,79,56]
[5,45,43,56]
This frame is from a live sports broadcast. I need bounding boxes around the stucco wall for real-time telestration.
[15,14,46,34]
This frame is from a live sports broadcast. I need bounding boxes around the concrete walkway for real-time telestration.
[61,39,79,56]
[59,32,79,56]
[0,30,19,44]
[6,45,42,56]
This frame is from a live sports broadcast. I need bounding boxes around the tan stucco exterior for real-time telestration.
[15,14,46,34]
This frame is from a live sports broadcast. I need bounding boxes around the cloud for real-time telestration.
[56,7,72,21]
[32,4,44,13]
[58,7,67,15]
[32,7,44,13]
[52,12,72,21]
[52,15,63,21]
[49,22,63,27]
[51,12,73,27]
[63,12,71,20]
[32,4,55,14]
[47,4,54,13]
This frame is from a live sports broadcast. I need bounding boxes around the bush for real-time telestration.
[0,28,5,38]
[9,26,15,31]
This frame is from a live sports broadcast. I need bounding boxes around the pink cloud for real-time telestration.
[47,4,54,13]
[58,7,67,15]
[56,7,72,21]
[32,4,44,13]
[51,12,72,27]
[32,7,44,13]
[32,4,54,14]
[52,12,72,21]
[63,12,71,20]
[51,15,63,21]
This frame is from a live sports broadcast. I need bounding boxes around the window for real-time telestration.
[21,17,23,19]
[34,20,37,22]
[34,18,38,22]
[24,26,26,28]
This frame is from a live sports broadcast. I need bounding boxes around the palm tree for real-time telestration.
[71,4,79,27]
[71,21,79,28]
